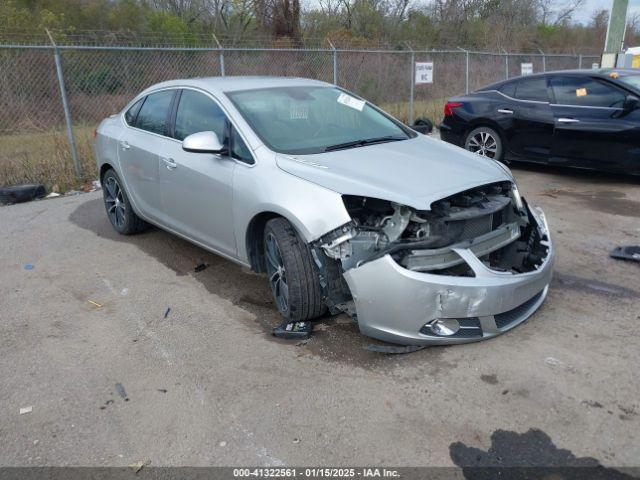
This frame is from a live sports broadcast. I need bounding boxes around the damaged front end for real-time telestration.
[311,181,554,346]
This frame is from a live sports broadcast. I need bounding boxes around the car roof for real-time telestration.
[479,68,640,92]
[141,76,332,96]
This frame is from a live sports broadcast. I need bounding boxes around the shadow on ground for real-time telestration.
[70,198,454,372]
[450,428,639,479]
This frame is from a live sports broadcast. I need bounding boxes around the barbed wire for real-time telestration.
[0,28,603,54]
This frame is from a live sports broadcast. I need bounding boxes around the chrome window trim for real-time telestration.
[482,89,625,110]
[120,85,257,167]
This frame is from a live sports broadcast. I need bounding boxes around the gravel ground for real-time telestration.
[0,161,639,470]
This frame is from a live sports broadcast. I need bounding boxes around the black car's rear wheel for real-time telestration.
[102,169,148,235]
[464,126,503,161]
[264,218,326,321]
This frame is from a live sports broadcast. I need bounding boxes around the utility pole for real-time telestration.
[604,0,629,54]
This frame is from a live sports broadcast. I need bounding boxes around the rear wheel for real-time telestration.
[102,169,148,235]
[464,126,503,161]
[264,218,326,321]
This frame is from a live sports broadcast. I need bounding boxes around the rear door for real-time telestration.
[118,89,176,223]
[548,75,637,171]
[159,88,240,257]
[501,76,555,162]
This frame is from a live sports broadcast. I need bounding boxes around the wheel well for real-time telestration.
[99,163,114,182]
[246,212,282,273]
[465,119,504,142]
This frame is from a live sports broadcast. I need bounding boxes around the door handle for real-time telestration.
[162,157,177,171]
[557,118,580,124]
[120,140,130,150]
[497,109,514,114]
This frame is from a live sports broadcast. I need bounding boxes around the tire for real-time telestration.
[0,184,45,205]
[102,169,148,235]
[464,126,503,161]
[264,217,326,321]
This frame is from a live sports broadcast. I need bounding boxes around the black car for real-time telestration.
[439,69,640,175]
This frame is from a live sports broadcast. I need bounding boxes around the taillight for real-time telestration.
[444,102,462,117]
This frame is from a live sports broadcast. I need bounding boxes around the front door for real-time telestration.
[549,75,638,172]
[159,89,237,257]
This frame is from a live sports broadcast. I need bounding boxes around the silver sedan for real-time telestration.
[94,77,554,346]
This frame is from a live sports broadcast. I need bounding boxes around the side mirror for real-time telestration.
[623,95,639,112]
[182,131,226,154]
[412,117,433,135]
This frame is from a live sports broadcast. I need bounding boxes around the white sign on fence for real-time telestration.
[592,63,600,69]
[521,63,533,76]
[415,62,434,84]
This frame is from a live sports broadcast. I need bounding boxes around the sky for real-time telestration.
[574,0,640,25]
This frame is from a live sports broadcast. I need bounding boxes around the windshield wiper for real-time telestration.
[323,135,406,152]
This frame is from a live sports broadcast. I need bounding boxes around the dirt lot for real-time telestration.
[0,161,639,469]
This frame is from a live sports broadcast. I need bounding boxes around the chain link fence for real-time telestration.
[0,43,600,189]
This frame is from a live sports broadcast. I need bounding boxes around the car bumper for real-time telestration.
[438,122,465,147]
[342,210,555,346]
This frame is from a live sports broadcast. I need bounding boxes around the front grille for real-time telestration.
[420,317,483,338]
[494,290,544,329]
[462,215,493,238]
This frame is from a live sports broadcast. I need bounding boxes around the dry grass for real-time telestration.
[0,126,97,192]
[380,98,445,125]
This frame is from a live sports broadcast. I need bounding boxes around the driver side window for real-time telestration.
[173,90,228,144]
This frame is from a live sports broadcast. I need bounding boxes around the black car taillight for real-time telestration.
[444,102,462,117]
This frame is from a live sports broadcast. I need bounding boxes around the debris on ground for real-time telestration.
[610,245,640,263]
[164,307,171,319]
[24,264,34,270]
[88,300,103,308]
[314,323,330,332]
[64,190,82,196]
[219,441,227,447]
[115,383,129,401]
[45,192,61,198]
[129,459,150,473]
[194,263,209,272]
[272,321,313,340]
[366,343,426,354]
[0,184,46,205]
[19,406,33,415]
[80,180,102,193]
[157,389,167,394]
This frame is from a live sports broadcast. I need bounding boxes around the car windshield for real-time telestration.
[617,74,640,90]
[226,86,414,155]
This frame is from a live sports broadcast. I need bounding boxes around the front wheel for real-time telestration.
[464,126,503,161]
[264,218,326,321]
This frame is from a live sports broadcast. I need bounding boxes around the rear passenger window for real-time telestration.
[514,77,549,102]
[135,90,174,135]
[174,90,228,143]
[550,76,626,108]
[124,98,144,126]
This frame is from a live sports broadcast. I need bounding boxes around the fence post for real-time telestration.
[538,48,546,72]
[457,48,470,94]
[213,33,225,76]
[406,43,415,125]
[578,54,583,69]
[502,49,509,79]
[328,40,337,85]
[46,29,82,180]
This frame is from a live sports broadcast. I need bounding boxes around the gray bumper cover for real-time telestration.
[342,216,555,346]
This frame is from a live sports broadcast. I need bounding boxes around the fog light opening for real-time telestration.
[428,318,460,336]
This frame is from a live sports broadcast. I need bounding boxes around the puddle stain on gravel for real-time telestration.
[70,199,454,372]
[548,189,640,218]
[450,428,638,478]
[553,273,640,299]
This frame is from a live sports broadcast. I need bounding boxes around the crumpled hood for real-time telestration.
[276,135,511,210]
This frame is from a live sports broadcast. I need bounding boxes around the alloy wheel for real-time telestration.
[104,176,126,229]
[265,232,289,312]
[467,131,498,158]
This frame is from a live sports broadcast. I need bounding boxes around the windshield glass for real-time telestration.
[226,86,414,154]
[618,74,640,90]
